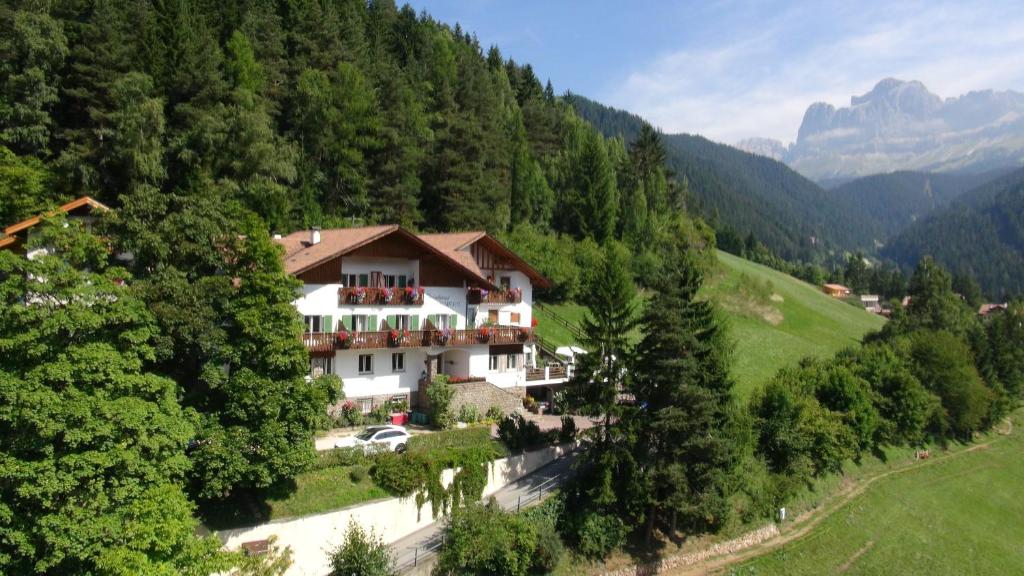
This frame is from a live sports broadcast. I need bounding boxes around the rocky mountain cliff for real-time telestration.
[741,79,1024,181]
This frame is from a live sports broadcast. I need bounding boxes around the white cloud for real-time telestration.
[604,0,1024,144]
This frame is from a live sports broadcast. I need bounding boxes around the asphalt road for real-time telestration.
[391,452,577,572]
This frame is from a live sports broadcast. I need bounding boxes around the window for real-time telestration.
[359,398,373,414]
[358,354,373,374]
[303,315,322,333]
[345,274,357,287]
[392,352,405,373]
[310,356,333,377]
[393,315,410,330]
[500,276,511,290]
[526,351,533,367]
[488,309,498,324]
[510,312,521,324]
[506,354,518,370]
[489,355,499,371]
[353,315,370,331]
[398,275,408,288]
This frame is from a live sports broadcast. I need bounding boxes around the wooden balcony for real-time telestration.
[338,286,424,306]
[467,287,522,305]
[303,326,535,353]
[526,365,569,382]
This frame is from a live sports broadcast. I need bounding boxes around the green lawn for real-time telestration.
[704,251,885,398]
[731,414,1024,575]
[535,250,885,399]
[263,465,389,520]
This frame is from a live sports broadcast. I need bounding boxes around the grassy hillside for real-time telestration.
[731,414,1023,575]
[535,251,885,398]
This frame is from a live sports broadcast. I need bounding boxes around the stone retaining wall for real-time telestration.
[451,380,522,416]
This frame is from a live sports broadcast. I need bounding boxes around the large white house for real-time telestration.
[274,225,567,414]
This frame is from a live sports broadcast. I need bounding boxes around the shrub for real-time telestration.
[328,520,395,576]
[427,375,456,429]
[558,415,577,443]
[458,404,480,423]
[337,401,363,428]
[531,522,565,573]
[485,405,503,421]
[497,413,544,451]
[433,503,537,576]
[314,447,370,470]
[574,512,627,560]
[370,451,427,497]
[349,466,368,483]
[366,404,390,425]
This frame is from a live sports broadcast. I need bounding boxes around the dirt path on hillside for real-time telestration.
[605,417,1015,576]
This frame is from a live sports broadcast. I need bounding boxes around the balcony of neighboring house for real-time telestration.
[338,286,425,306]
[525,364,572,384]
[467,286,523,305]
[302,325,535,352]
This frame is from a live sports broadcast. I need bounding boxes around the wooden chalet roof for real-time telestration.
[0,196,110,249]
[273,226,498,288]
[419,231,551,289]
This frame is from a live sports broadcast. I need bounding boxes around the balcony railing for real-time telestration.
[467,287,523,305]
[526,365,569,382]
[303,326,535,352]
[338,286,425,306]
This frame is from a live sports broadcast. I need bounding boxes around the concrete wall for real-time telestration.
[217,443,574,576]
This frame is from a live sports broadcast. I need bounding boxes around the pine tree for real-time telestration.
[0,7,68,157]
[630,246,740,539]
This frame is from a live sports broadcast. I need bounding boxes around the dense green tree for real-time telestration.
[561,126,618,242]
[629,247,741,539]
[0,145,59,224]
[886,257,976,337]
[0,220,227,574]
[0,6,67,156]
[329,520,395,576]
[434,503,538,576]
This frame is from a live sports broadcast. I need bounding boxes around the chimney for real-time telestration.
[310,227,321,245]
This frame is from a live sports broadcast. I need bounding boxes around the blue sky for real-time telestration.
[405,1,1024,144]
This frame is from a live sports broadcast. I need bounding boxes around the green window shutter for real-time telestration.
[386,315,396,329]
[323,315,333,333]
[411,315,420,330]
[343,315,353,331]
[429,314,438,329]
[449,314,457,329]
[358,273,369,287]
[398,275,407,288]
[368,314,379,331]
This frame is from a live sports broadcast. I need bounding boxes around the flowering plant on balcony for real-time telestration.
[436,328,452,345]
[518,327,531,341]
[477,326,491,342]
[387,328,402,347]
[381,287,392,304]
[348,287,366,304]
[336,330,351,349]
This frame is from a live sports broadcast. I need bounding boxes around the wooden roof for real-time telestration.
[0,196,110,249]
[419,231,551,289]
[272,226,498,288]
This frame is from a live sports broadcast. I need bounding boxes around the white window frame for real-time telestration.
[358,354,374,375]
[489,354,499,371]
[392,352,405,373]
[304,315,322,333]
[359,398,373,414]
[353,315,370,331]
[506,353,518,370]
[394,315,411,330]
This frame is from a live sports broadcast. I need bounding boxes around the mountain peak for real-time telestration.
[787,79,1024,180]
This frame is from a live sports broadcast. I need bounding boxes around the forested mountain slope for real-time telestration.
[570,94,878,262]
[829,169,1010,245]
[0,0,702,259]
[884,167,1024,298]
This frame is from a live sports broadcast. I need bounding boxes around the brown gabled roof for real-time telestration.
[274,226,497,288]
[275,226,398,274]
[419,231,552,289]
[1,196,111,250]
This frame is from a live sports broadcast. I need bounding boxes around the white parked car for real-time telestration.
[336,425,411,453]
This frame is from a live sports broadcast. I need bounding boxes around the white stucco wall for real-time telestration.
[472,270,533,328]
[217,443,575,576]
[334,349,426,399]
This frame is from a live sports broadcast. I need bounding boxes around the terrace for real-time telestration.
[467,287,523,305]
[338,286,425,306]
